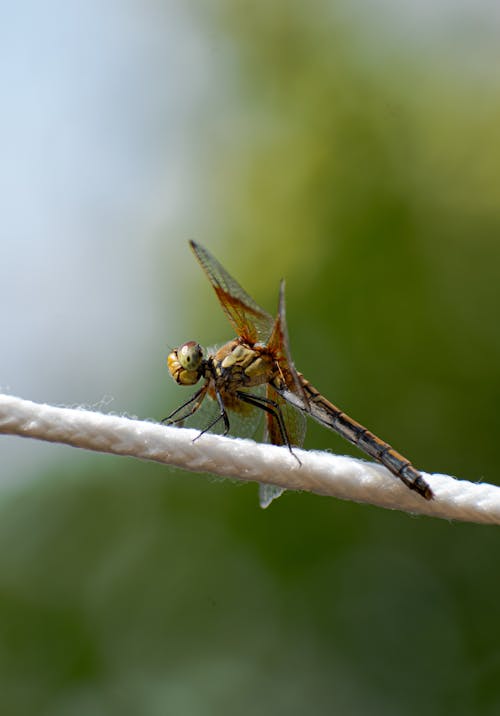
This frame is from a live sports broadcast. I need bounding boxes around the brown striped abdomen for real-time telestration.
[295,375,433,500]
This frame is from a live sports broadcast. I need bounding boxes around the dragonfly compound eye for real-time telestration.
[178,341,204,370]
[167,341,204,386]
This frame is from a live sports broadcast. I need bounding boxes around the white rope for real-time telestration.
[0,393,497,524]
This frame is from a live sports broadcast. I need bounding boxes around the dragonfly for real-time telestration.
[163,240,433,505]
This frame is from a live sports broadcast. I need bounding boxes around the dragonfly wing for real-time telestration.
[267,280,308,404]
[265,384,307,449]
[185,385,265,439]
[163,383,209,425]
[185,384,278,507]
[257,280,308,509]
[259,484,285,509]
[258,383,307,509]
[189,241,275,343]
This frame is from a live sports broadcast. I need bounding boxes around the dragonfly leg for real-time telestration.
[161,384,208,425]
[194,387,231,440]
[236,391,301,465]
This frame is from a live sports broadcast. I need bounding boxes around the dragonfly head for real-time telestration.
[167,341,204,386]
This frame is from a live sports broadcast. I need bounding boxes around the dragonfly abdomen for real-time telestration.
[297,376,433,500]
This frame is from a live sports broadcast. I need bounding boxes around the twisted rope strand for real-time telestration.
[0,393,497,524]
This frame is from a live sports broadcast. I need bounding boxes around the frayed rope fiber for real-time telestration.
[0,394,498,524]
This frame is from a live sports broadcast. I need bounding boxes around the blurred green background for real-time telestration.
[2,1,500,714]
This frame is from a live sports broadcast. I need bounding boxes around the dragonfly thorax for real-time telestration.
[167,341,204,386]
[212,339,277,390]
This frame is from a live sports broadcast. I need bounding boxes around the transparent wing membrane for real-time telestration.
[165,242,433,505]
[189,241,274,343]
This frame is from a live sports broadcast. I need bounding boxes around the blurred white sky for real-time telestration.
[0,2,215,478]
[1,0,498,481]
